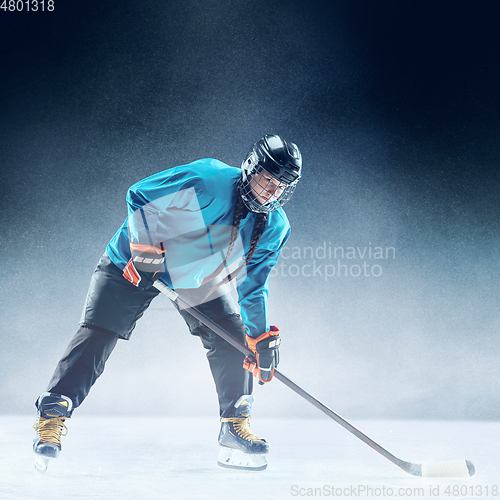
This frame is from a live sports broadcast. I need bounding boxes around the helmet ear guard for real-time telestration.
[239,135,302,213]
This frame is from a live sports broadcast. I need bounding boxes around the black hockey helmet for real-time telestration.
[239,134,302,213]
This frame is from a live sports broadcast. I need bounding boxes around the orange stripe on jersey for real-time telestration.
[130,243,165,255]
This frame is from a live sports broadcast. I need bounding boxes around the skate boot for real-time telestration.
[217,395,269,471]
[33,392,73,473]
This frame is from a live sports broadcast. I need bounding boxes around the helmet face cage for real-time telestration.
[240,150,299,213]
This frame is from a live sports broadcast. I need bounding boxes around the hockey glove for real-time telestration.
[123,243,165,289]
[243,326,280,383]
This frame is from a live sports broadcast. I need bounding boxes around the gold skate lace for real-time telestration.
[221,416,264,442]
[33,415,69,446]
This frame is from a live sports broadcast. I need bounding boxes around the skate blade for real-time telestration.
[34,454,50,474]
[217,447,267,471]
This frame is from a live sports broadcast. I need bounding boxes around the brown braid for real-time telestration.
[201,186,269,292]
[245,212,268,264]
[201,190,247,286]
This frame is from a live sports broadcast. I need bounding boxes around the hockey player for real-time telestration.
[33,134,302,472]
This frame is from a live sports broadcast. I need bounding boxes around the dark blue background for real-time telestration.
[0,1,498,419]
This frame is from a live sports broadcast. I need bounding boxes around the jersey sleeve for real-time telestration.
[126,188,164,249]
[237,211,290,338]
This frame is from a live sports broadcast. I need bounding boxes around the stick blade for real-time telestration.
[421,459,475,477]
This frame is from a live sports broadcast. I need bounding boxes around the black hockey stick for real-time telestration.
[153,281,475,478]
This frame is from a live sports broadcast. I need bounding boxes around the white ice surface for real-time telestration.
[1,416,498,500]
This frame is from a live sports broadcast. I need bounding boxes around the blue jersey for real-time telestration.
[106,158,290,338]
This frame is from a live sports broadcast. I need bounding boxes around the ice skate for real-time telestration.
[218,395,269,471]
[33,392,72,473]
